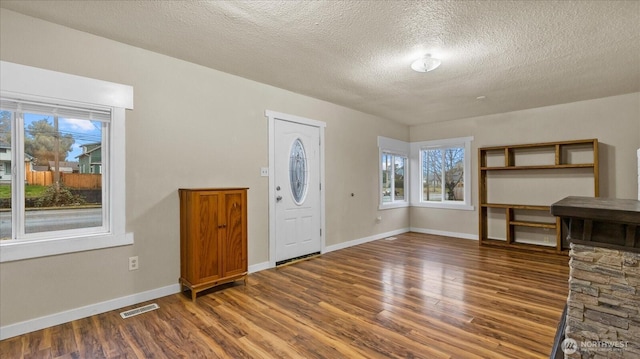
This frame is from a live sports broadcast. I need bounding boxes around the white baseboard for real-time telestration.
[248,261,270,273]
[409,227,478,240]
[323,228,410,253]
[0,283,181,340]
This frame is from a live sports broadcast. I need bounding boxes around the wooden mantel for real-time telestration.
[550,196,640,253]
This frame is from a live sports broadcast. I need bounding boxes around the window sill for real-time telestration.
[411,202,475,211]
[0,232,134,263]
[379,202,409,210]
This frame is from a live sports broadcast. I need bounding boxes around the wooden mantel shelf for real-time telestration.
[550,196,640,253]
[551,196,640,224]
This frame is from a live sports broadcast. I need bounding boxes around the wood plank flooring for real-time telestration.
[0,232,570,358]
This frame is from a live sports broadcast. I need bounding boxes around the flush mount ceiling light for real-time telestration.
[411,54,441,73]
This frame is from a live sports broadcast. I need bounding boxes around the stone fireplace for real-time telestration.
[551,196,640,359]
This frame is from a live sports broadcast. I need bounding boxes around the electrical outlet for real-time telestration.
[543,236,550,243]
[260,167,269,177]
[129,256,139,271]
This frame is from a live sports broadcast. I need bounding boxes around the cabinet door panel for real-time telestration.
[223,191,247,276]
[196,192,221,282]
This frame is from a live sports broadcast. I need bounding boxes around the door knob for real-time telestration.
[276,196,282,202]
[276,186,281,191]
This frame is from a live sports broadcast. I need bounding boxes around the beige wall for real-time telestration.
[0,10,409,327]
[410,92,640,236]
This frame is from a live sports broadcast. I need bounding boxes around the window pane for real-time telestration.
[444,147,464,202]
[23,114,103,234]
[422,149,442,202]
[381,153,392,203]
[394,156,405,201]
[289,138,308,204]
[0,110,11,240]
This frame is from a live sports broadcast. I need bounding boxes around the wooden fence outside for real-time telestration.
[62,173,102,189]
[26,172,101,189]
[26,171,53,187]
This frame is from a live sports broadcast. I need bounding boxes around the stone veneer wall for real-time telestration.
[566,243,640,358]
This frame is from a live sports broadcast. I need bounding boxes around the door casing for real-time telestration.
[266,110,326,268]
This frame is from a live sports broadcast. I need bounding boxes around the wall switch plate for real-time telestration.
[260,167,269,177]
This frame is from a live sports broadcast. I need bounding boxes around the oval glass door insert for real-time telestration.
[289,138,308,204]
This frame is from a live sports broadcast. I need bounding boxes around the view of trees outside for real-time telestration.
[0,110,9,142]
[25,118,75,166]
[0,109,103,239]
[381,153,405,203]
[422,147,464,202]
[0,110,13,240]
[394,156,405,200]
[381,154,392,202]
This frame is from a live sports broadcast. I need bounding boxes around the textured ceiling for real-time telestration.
[1,0,639,125]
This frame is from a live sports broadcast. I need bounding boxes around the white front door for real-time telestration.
[273,119,322,263]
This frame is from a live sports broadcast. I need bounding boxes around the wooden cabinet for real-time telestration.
[478,139,599,254]
[179,188,248,301]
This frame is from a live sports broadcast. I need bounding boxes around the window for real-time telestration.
[410,136,473,210]
[0,100,108,237]
[381,152,407,203]
[0,61,133,262]
[289,138,308,204]
[422,147,464,202]
[378,137,409,209]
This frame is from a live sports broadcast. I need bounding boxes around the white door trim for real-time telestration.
[265,110,326,268]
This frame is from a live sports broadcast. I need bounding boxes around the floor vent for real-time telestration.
[120,303,159,319]
[384,237,397,241]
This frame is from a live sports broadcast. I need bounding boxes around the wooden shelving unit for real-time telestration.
[478,139,599,254]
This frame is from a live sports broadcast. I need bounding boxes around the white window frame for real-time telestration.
[410,136,474,210]
[0,61,133,262]
[378,136,409,209]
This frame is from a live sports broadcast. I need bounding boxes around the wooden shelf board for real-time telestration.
[480,163,594,171]
[481,203,551,211]
[479,139,597,152]
[509,220,556,229]
[480,238,565,255]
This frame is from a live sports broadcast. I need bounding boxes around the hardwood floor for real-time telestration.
[0,233,570,358]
